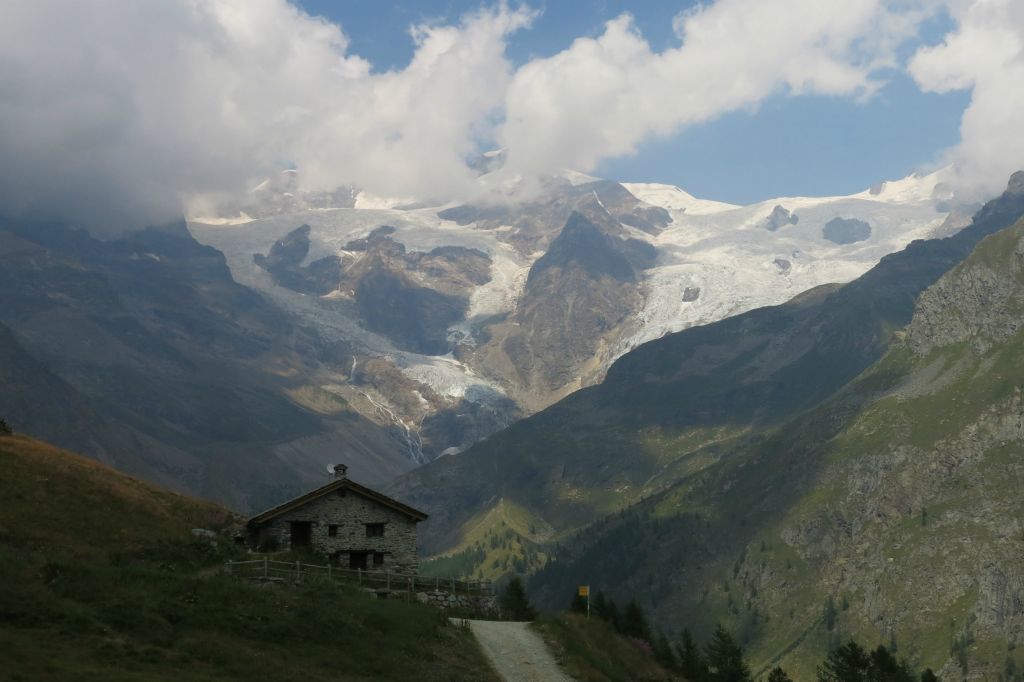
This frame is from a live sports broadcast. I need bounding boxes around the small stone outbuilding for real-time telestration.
[246,464,427,574]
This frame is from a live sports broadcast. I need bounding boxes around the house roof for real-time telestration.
[247,477,428,526]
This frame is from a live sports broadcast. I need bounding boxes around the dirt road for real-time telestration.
[464,619,573,682]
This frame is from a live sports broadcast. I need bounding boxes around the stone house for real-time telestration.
[246,464,427,574]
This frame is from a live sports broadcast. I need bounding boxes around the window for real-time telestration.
[365,523,384,538]
[373,552,384,566]
[328,524,338,537]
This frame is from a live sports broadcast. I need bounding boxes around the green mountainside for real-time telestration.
[0,432,496,681]
[387,173,1024,676]
[533,215,1024,678]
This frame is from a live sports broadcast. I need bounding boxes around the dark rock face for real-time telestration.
[436,179,670,256]
[254,224,342,295]
[761,205,799,231]
[0,218,408,511]
[1007,170,1024,195]
[343,225,397,251]
[334,229,493,356]
[468,208,643,403]
[682,286,701,302]
[823,217,871,244]
[528,212,637,284]
[355,270,465,356]
[774,258,792,272]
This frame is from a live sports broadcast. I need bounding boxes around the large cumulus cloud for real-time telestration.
[0,0,532,230]
[0,0,1020,231]
[909,0,1024,197]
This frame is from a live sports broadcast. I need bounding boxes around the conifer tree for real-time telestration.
[767,667,793,682]
[499,576,536,621]
[678,628,709,681]
[652,629,678,670]
[621,600,652,641]
[705,624,752,682]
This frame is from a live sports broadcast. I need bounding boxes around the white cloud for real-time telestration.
[0,0,532,231]
[498,0,929,182]
[0,0,1019,232]
[909,0,1024,197]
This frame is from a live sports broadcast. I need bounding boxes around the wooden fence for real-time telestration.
[225,558,493,596]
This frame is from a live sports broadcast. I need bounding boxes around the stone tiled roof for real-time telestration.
[247,478,428,525]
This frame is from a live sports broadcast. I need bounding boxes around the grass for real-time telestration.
[0,433,498,681]
[535,613,680,682]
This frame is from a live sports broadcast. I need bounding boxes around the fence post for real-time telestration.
[358,568,362,586]
[296,560,300,583]
[264,556,268,579]
[435,577,439,591]
[451,577,455,592]
[226,560,232,576]
[327,562,332,581]
[386,569,391,591]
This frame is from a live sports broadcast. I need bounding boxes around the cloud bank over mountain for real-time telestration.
[0,0,1020,231]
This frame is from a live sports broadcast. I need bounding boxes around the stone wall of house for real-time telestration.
[256,488,420,573]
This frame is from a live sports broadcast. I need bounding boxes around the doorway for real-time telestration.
[349,551,369,570]
[289,521,312,548]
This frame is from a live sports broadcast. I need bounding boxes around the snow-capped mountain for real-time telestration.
[189,166,966,463]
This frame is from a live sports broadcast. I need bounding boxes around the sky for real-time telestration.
[0,0,1022,231]
[297,0,972,202]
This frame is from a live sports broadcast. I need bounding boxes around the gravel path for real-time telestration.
[464,620,573,682]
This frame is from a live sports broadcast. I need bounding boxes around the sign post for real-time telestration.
[578,585,590,619]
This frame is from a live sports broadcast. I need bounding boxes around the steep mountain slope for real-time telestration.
[387,173,1024,569]
[0,432,495,681]
[531,202,1024,679]
[0,218,412,511]
[192,167,963,459]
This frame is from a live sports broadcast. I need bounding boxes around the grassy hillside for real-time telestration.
[531,217,1024,679]
[536,614,680,682]
[0,433,496,681]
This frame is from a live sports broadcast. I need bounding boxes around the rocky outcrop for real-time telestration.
[760,205,799,231]
[254,224,343,295]
[823,217,871,244]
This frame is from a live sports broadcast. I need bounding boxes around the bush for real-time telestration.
[0,418,11,435]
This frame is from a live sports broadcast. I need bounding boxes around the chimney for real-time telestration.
[331,463,348,481]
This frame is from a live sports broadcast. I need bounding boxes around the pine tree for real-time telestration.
[499,576,536,621]
[767,667,793,682]
[0,417,10,435]
[704,624,752,682]
[920,669,938,682]
[652,629,678,671]
[817,641,915,682]
[621,600,651,641]
[678,628,708,681]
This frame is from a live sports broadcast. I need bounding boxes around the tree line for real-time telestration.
[569,589,939,681]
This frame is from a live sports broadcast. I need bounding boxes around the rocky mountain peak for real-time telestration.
[528,211,637,285]
[1007,170,1024,195]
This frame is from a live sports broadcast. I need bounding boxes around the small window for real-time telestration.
[328,524,338,537]
[365,523,385,538]
[373,552,384,566]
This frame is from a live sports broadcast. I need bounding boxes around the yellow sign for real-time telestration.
[578,585,589,597]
